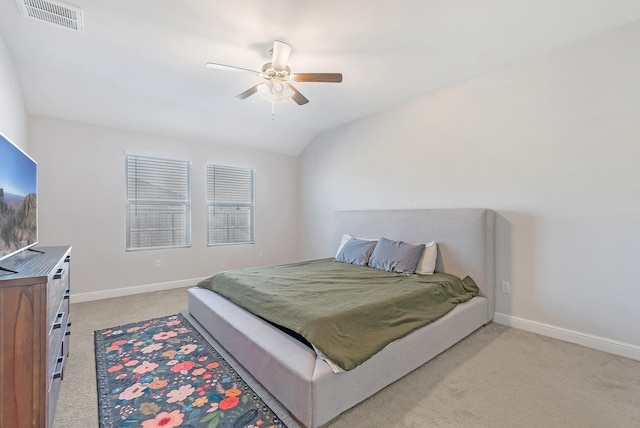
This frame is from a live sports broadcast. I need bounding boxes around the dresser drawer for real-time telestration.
[46,260,69,326]
[47,352,65,427]
[48,293,69,381]
[63,317,72,358]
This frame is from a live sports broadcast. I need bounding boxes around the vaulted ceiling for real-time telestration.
[2,1,640,155]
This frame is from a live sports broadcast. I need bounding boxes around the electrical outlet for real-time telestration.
[501,281,511,294]
[154,260,161,269]
[258,251,264,258]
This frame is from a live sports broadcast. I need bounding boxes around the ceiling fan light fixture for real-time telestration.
[206,40,341,112]
[257,81,294,103]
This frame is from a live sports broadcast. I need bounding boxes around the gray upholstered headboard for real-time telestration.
[334,208,496,319]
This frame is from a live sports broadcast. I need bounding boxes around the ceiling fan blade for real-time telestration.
[288,84,309,105]
[236,84,260,100]
[291,73,343,83]
[271,40,292,71]
[205,62,261,75]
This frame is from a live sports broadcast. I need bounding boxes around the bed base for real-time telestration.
[189,288,489,427]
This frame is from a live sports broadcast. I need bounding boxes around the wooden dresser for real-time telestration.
[0,246,72,428]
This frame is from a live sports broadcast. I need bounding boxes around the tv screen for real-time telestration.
[0,131,38,262]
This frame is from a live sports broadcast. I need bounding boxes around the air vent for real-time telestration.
[16,0,84,34]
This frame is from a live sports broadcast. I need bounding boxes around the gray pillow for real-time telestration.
[368,237,425,273]
[335,238,378,266]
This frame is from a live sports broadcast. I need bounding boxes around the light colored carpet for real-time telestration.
[54,287,640,428]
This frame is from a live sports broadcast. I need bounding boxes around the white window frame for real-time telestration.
[206,164,255,246]
[126,154,192,251]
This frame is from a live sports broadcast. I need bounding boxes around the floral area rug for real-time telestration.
[95,313,289,428]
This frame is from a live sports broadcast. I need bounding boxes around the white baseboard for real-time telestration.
[494,312,640,362]
[70,277,208,303]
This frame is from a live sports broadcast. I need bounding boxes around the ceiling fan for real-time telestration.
[205,40,342,116]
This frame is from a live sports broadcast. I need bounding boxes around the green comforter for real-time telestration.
[197,258,479,371]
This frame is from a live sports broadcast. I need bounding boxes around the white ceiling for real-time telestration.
[1,1,640,156]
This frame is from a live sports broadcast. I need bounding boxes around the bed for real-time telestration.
[187,208,495,427]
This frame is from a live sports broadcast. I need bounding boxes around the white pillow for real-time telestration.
[335,234,377,258]
[335,234,352,258]
[416,241,437,275]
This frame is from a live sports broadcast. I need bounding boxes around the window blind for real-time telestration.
[126,155,192,250]
[206,164,255,245]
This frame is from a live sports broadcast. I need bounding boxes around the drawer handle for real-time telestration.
[52,356,65,379]
[64,289,70,300]
[53,311,65,329]
[65,321,72,336]
[64,255,71,263]
[54,268,64,280]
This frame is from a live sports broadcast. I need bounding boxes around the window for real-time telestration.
[126,155,191,251]
[207,164,255,245]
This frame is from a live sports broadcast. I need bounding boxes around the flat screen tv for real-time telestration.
[0,131,38,262]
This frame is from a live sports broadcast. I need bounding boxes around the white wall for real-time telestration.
[0,33,26,148]
[29,116,300,301]
[300,21,640,356]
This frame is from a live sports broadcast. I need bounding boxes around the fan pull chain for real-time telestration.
[271,102,276,120]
